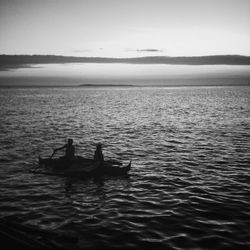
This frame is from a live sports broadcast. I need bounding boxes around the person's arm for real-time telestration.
[94,150,97,160]
[101,152,104,162]
[50,144,66,159]
[54,144,66,152]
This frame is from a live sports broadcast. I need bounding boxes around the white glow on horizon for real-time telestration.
[1,63,250,79]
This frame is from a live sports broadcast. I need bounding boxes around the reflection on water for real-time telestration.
[0,85,250,249]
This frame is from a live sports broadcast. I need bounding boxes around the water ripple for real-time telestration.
[0,86,250,249]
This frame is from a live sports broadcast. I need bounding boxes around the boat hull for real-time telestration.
[38,156,131,177]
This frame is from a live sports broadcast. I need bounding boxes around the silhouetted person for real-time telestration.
[94,143,104,166]
[51,138,75,161]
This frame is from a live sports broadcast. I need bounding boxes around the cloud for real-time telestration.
[136,49,163,53]
[125,48,163,53]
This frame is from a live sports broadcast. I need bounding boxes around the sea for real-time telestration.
[0,85,249,249]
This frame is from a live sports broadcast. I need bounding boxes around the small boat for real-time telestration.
[37,156,131,177]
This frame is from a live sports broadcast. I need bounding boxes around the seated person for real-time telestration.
[52,138,75,161]
[94,143,104,165]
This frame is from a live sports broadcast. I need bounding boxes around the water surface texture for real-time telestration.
[0,86,250,249]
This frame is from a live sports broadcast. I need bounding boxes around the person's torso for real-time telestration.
[94,150,104,162]
[66,144,75,157]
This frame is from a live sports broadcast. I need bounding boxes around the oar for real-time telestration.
[49,150,56,159]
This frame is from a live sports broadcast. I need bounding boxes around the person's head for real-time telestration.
[68,138,73,145]
[96,143,102,150]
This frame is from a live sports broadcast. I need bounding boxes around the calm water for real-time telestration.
[0,86,250,249]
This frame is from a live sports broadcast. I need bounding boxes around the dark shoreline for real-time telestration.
[1,54,250,71]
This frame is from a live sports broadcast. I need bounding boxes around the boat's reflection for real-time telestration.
[64,175,131,199]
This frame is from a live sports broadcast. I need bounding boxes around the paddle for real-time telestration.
[49,149,56,159]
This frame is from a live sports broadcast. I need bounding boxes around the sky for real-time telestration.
[0,0,250,58]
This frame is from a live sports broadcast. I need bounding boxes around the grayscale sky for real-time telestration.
[0,0,249,57]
